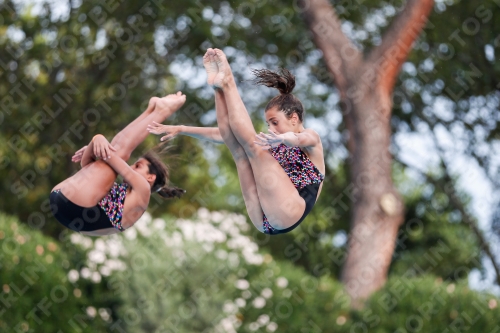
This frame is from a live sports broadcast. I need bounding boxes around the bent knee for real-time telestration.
[243,143,265,159]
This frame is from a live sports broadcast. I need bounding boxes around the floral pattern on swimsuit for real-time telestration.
[98,182,129,231]
[262,144,325,234]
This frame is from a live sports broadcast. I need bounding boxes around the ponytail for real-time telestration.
[155,186,186,199]
[252,68,304,122]
[142,151,186,200]
[252,68,296,94]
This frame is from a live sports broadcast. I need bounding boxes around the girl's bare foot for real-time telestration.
[154,92,186,117]
[203,48,219,88]
[213,48,233,89]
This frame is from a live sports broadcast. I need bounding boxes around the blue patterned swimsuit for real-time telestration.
[97,182,129,231]
[263,144,325,235]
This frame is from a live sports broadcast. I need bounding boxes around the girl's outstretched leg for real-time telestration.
[211,48,306,229]
[110,93,186,161]
[216,90,265,231]
[204,50,265,231]
[209,48,258,147]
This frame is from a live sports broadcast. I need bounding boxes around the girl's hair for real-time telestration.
[141,151,185,199]
[252,68,304,122]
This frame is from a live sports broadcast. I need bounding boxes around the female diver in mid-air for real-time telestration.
[50,93,186,236]
[148,49,325,235]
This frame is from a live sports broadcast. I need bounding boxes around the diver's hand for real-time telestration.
[147,122,183,142]
[71,145,87,163]
[254,130,284,149]
[92,135,117,160]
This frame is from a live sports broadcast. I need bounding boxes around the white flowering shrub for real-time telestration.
[66,208,500,333]
[67,208,346,332]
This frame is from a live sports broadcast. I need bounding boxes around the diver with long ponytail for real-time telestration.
[148,49,325,235]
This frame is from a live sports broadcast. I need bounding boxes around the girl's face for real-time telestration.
[132,158,156,186]
[265,106,300,134]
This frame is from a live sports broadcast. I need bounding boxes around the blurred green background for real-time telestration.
[1,0,500,331]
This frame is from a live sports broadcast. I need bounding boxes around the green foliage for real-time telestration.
[1,209,498,332]
[92,209,349,332]
[350,276,500,333]
[393,0,500,187]
[97,210,499,332]
[391,165,481,280]
[0,213,118,332]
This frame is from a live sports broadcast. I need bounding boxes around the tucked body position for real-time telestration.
[148,49,325,235]
[50,93,186,236]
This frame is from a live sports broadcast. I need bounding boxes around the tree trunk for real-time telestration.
[299,0,435,305]
[341,82,404,304]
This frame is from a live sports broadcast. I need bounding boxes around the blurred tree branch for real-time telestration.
[368,0,434,95]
